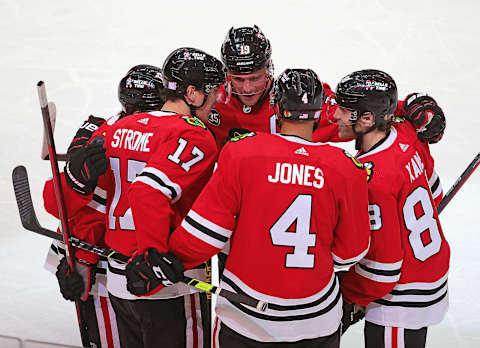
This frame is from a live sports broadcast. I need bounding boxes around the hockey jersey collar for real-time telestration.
[276,133,327,146]
[357,127,397,160]
[148,110,178,118]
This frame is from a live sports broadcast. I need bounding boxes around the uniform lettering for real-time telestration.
[268,162,324,189]
[111,128,153,152]
[405,151,425,182]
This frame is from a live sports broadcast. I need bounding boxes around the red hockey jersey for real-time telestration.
[341,126,450,329]
[44,111,217,300]
[394,117,443,206]
[207,83,343,150]
[169,132,371,342]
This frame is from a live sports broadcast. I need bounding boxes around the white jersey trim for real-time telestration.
[357,128,397,159]
[354,258,402,283]
[428,170,443,199]
[276,134,327,146]
[134,166,182,203]
[215,269,342,342]
[366,272,449,329]
[332,238,370,266]
[181,210,232,249]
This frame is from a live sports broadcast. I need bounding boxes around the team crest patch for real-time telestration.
[207,109,221,126]
[229,131,256,142]
[342,150,374,182]
[181,116,207,130]
[392,115,405,124]
[363,161,374,182]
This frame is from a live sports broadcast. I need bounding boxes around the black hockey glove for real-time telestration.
[67,115,106,157]
[65,136,107,194]
[404,93,446,144]
[126,249,184,296]
[341,299,365,335]
[56,257,96,302]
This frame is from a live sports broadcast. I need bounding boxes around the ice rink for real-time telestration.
[1,0,479,346]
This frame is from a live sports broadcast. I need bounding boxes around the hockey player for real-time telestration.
[195,25,342,150]
[105,47,224,348]
[43,64,165,348]
[333,69,450,348]
[135,68,372,347]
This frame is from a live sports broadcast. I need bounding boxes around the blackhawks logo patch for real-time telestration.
[392,115,406,124]
[229,131,256,142]
[342,150,374,182]
[181,116,207,130]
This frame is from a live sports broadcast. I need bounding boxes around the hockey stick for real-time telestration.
[40,101,69,162]
[37,82,91,347]
[11,165,268,312]
[437,152,480,214]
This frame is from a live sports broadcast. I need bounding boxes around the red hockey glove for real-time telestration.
[126,249,184,297]
[65,136,107,194]
[56,256,96,302]
[403,93,446,144]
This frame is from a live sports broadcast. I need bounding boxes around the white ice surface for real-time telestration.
[0,0,479,346]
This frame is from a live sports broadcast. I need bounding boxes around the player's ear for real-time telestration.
[184,85,197,104]
[359,113,375,127]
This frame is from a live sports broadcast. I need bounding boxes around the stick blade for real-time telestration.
[12,165,40,232]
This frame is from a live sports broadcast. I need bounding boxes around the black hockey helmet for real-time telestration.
[118,65,164,114]
[127,64,164,84]
[221,25,272,75]
[273,68,325,121]
[335,69,398,127]
[162,47,226,97]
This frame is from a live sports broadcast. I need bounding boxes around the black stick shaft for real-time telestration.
[437,152,480,214]
[36,81,90,347]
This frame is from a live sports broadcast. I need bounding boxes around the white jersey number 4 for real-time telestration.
[270,194,316,268]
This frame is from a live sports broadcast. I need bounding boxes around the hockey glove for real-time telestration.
[404,93,446,144]
[341,298,365,335]
[56,256,96,302]
[65,136,107,194]
[67,115,106,157]
[126,249,184,296]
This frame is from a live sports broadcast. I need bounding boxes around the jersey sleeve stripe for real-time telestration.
[134,167,182,202]
[332,238,370,266]
[429,171,442,199]
[181,218,229,249]
[94,186,107,199]
[359,258,403,271]
[354,263,402,283]
[87,200,106,214]
[187,210,233,238]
